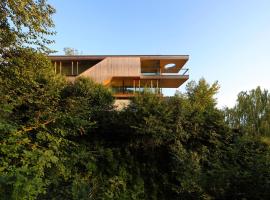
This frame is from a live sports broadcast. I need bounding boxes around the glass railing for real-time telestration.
[111,87,161,95]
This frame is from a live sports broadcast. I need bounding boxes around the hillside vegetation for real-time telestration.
[1,50,270,199]
[1,1,270,199]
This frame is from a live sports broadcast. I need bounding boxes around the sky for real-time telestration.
[48,0,270,108]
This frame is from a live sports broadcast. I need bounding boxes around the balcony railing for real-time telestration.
[141,68,189,76]
[111,87,161,96]
[180,68,189,75]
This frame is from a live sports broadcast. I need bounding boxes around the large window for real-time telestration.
[111,79,161,95]
[53,60,102,76]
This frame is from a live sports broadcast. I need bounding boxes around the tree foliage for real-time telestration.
[1,58,270,199]
[0,49,113,199]
[0,0,55,52]
[224,87,270,136]
[63,47,80,55]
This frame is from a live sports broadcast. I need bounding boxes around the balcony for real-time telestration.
[141,68,189,76]
[51,56,189,99]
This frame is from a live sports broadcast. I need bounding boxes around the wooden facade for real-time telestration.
[79,57,141,84]
[49,55,189,99]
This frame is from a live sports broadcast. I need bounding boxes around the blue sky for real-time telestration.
[48,0,270,107]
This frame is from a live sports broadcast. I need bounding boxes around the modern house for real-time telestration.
[49,55,189,99]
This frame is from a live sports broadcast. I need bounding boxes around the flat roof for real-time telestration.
[48,55,189,61]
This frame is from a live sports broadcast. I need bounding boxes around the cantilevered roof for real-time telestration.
[48,55,189,61]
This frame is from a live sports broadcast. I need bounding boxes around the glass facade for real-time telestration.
[110,79,161,97]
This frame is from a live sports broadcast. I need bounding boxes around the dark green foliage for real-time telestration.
[1,2,270,198]
[171,79,227,153]
[58,77,113,137]
[0,49,66,199]
[2,58,270,199]
[126,92,175,147]
[1,48,270,200]
[2,1,270,198]
[0,48,112,199]
[203,136,270,200]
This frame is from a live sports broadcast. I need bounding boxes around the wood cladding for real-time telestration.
[49,55,190,94]
[79,57,141,84]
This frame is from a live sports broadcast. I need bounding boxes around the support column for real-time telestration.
[133,80,135,94]
[76,61,79,75]
[122,80,125,94]
[60,61,62,74]
[157,79,159,94]
[72,61,74,75]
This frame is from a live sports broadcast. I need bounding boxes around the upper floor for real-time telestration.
[48,55,189,98]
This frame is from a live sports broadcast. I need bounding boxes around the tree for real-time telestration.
[185,78,220,110]
[58,77,114,138]
[63,47,80,55]
[125,92,175,147]
[172,78,227,152]
[0,49,67,199]
[0,2,60,196]
[224,87,270,136]
[112,90,210,199]
[0,0,55,52]
[39,77,114,200]
[203,136,270,200]
[0,49,115,199]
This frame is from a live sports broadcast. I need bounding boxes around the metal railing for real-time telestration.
[181,68,189,75]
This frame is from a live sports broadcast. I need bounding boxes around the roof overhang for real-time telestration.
[48,55,189,61]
